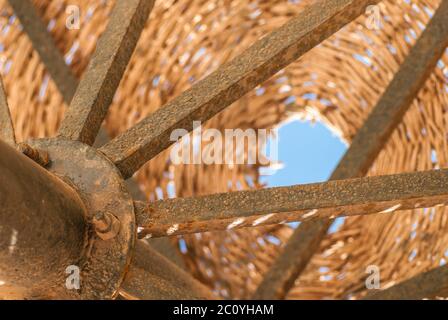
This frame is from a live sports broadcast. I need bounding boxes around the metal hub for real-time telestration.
[29,138,135,299]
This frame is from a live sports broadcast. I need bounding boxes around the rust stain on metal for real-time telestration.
[9,0,123,149]
[0,140,87,299]
[135,169,448,238]
[30,138,136,299]
[100,0,381,179]
[253,0,448,300]
[58,0,155,145]
[0,77,15,145]
[8,0,114,150]
[92,211,121,241]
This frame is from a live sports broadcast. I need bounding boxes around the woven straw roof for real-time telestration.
[0,0,447,299]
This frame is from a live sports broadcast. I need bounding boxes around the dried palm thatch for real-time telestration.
[0,0,447,299]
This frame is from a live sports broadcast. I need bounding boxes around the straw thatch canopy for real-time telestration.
[0,0,447,299]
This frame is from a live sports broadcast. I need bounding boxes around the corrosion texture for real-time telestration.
[58,0,155,145]
[136,169,448,238]
[29,138,136,299]
[0,140,87,299]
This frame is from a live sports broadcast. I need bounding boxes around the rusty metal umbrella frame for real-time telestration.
[0,0,447,299]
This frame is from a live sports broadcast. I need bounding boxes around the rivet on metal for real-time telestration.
[92,211,121,241]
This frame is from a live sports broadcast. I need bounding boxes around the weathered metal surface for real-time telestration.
[92,211,121,241]
[29,138,135,299]
[9,0,124,149]
[4,0,446,301]
[364,265,448,300]
[119,241,214,300]
[7,0,78,104]
[58,0,154,145]
[16,142,49,167]
[135,169,448,238]
[100,0,381,179]
[0,139,87,299]
[253,0,448,300]
[0,78,15,145]
[125,176,187,270]
[8,0,184,271]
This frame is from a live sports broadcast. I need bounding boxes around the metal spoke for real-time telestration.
[135,169,448,238]
[364,265,448,300]
[10,0,150,149]
[58,0,154,145]
[10,0,107,146]
[2,0,447,301]
[8,0,78,103]
[119,240,213,299]
[125,179,187,270]
[253,0,448,300]
[10,0,184,269]
[100,0,381,179]
[0,78,15,145]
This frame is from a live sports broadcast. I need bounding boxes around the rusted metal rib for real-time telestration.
[364,265,448,300]
[9,0,151,146]
[333,0,448,180]
[10,0,109,147]
[119,240,214,300]
[8,0,78,103]
[125,178,187,270]
[10,0,151,152]
[253,0,448,300]
[135,169,448,238]
[100,0,381,179]
[58,0,154,145]
[0,78,15,145]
